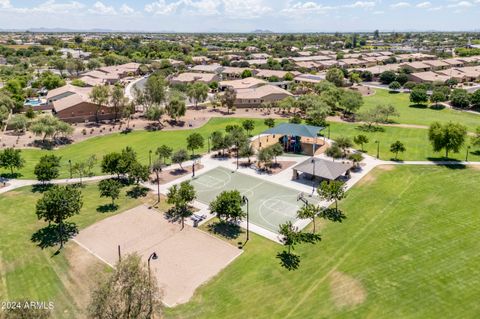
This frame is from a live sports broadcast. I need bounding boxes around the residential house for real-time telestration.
[409,71,450,83]
[219,77,267,91]
[234,85,293,107]
[169,72,220,85]
[400,62,432,73]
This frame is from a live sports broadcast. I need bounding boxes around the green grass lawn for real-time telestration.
[0,118,275,179]
[166,165,480,319]
[363,89,480,131]
[328,121,480,162]
[0,182,147,318]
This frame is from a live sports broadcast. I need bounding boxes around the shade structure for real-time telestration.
[261,123,324,139]
[292,158,353,181]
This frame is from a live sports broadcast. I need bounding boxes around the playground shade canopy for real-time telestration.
[261,123,325,138]
[293,158,353,181]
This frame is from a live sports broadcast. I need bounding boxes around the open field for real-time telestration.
[363,89,480,131]
[166,165,480,319]
[0,182,148,318]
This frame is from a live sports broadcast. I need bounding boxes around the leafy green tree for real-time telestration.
[187,82,209,109]
[326,68,344,87]
[166,92,186,122]
[0,148,24,175]
[390,141,406,160]
[377,104,399,122]
[186,132,204,157]
[430,90,447,106]
[278,221,301,254]
[395,73,409,86]
[471,127,480,148]
[35,185,83,249]
[257,147,274,169]
[388,81,401,91]
[326,144,343,159]
[339,90,363,116]
[9,114,28,133]
[335,136,353,157]
[317,180,346,214]
[242,119,255,136]
[241,69,253,78]
[110,84,128,121]
[410,87,428,105]
[403,81,416,91]
[220,87,237,114]
[450,89,471,109]
[172,149,189,170]
[144,74,167,107]
[269,143,284,164]
[88,253,161,319]
[379,71,396,85]
[128,162,150,185]
[156,145,173,165]
[297,203,322,233]
[89,85,110,123]
[98,179,122,205]
[264,118,275,128]
[428,122,467,158]
[167,181,196,229]
[34,155,61,183]
[146,104,165,126]
[209,190,245,222]
[101,152,122,177]
[151,160,163,203]
[353,135,369,151]
[470,90,480,108]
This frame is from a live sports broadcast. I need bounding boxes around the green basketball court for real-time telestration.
[191,166,317,233]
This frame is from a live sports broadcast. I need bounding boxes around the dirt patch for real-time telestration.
[151,164,204,184]
[62,242,109,318]
[74,205,242,307]
[377,164,396,171]
[356,173,377,187]
[0,190,20,197]
[329,270,366,310]
[468,164,480,171]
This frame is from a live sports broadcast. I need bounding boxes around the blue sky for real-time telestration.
[0,0,479,32]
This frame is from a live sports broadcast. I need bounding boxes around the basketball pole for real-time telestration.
[118,245,121,262]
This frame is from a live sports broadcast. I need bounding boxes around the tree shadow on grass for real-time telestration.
[276,251,301,271]
[0,172,22,179]
[355,125,385,133]
[207,221,243,240]
[320,208,347,223]
[31,183,54,193]
[126,185,149,198]
[96,203,119,213]
[31,222,78,250]
[426,157,466,169]
[409,103,428,109]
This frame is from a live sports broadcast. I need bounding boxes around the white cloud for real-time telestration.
[145,0,183,15]
[344,1,376,9]
[0,0,12,9]
[282,2,335,14]
[89,1,117,15]
[119,4,135,14]
[416,1,431,8]
[372,10,384,14]
[223,0,272,18]
[390,2,411,8]
[447,1,473,8]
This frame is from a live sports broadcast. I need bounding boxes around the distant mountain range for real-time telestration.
[251,29,274,34]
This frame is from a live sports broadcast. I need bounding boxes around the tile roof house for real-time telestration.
[234,85,293,107]
[409,71,450,83]
[46,84,115,122]
[169,72,220,85]
[219,77,267,90]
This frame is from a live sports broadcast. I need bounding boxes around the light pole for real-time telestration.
[466,146,471,162]
[192,160,196,178]
[147,252,158,317]
[375,140,380,159]
[207,136,211,153]
[242,195,249,242]
[68,159,72,179]
[149,150,152,168]
[328,124,331,140]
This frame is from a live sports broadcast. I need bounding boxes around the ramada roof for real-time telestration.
[293,158,353,181]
